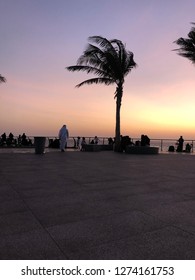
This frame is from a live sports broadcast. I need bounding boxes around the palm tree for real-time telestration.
[174,23,195,64]
[0,74,6,83]
[66,36,137,152]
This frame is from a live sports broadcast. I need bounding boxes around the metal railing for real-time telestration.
[129,138,194,153]
[0,135,194,153]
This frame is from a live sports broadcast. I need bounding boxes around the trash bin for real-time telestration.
[34,137,46,154]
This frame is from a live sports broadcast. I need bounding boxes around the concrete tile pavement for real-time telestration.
[0,150,195,259]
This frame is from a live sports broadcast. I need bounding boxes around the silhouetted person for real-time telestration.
[108,137,114,145]
[28,139,33,146]
[18,135,22,146]
[120,136,132,152]
[81,137,86,151]
[59,124,69,152]
[185,143,192,153]
[73,138,77,148]
[21,133,27,145]
[168,145,175,152]
[9,132,14,141]
[76,137,81,149]
[7,132,14,146]
[94,136,99,144]
[141,134,150,146]
[1,132,6,145]
[176,136,184,152]
[135,140,141,146]
[145,135,150,146]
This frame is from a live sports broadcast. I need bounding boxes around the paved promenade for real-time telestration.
[0,149,195,259]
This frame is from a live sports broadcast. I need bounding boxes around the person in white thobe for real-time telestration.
[59,125,69,151]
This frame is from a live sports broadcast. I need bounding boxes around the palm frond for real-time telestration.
[79,49,110,74]
[88,36,114,50]
[109,39,137,78]
[77,44,104,65]
[123,52,137,76]
[0,74,6,83]
[76,77,115,88]
[80,46,120,80]
[66,35,136,89]
[76,43,118,78]
[89,36,119,64]
[174,23,195,64]
[110,39,124,59]
[66,65,112,78]
[80,43,104,56]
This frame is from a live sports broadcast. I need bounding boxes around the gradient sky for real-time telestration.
[1,0,195,139]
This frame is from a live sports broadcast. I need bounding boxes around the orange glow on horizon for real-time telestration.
[2,77,195,140]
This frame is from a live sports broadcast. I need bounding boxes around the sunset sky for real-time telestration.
[1,0,195,139]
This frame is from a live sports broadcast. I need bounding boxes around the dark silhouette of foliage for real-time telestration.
[66,36,136,151]
[0,74,6,83]
[174,23,195,64]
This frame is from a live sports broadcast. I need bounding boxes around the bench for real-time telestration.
[100,144,113,151]
[125,146,159,154]
[82,144,101,152]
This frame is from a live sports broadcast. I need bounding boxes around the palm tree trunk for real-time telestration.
[114,84,123,152]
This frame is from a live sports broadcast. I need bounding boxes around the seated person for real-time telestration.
[185,143,192,153]
[108,137,114,145]
[120,136,133,151]
[168,145,175,152]
[141,134,150,146]
[94,136,99,144]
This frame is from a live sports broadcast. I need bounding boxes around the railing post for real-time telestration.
[161,139,163,152]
